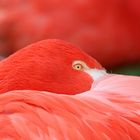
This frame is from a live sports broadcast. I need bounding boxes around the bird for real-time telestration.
[0,39,140,139]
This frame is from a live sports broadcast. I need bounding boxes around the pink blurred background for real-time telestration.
[0,0,140,74]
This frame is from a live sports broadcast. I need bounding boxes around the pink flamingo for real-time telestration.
[0,39,140,139]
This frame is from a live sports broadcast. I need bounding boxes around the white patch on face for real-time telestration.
[84,69,107,81]
[72,60,107,81]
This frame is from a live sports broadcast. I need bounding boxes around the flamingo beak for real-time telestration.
[84,68,107,81]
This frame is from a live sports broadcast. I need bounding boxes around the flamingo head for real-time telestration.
[0,39,106,94]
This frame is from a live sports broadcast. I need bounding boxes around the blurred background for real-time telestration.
[0,0,140,75]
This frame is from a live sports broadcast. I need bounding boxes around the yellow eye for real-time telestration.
[73,64,83,71]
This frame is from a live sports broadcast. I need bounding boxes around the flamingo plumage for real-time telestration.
[0,74,140,139]
[0,39,139,139]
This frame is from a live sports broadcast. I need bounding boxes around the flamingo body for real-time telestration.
[0,74,140,139]
[0,39,139,139]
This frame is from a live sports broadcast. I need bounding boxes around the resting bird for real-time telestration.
[0,39,140,139]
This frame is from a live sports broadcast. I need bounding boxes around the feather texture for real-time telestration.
[0,74,140,140]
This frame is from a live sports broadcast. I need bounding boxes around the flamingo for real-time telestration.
[0,39,140,139]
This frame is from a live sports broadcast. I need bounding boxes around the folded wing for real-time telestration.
[0,85,140,140]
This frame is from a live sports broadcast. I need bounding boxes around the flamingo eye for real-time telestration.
[73,63,84,71]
